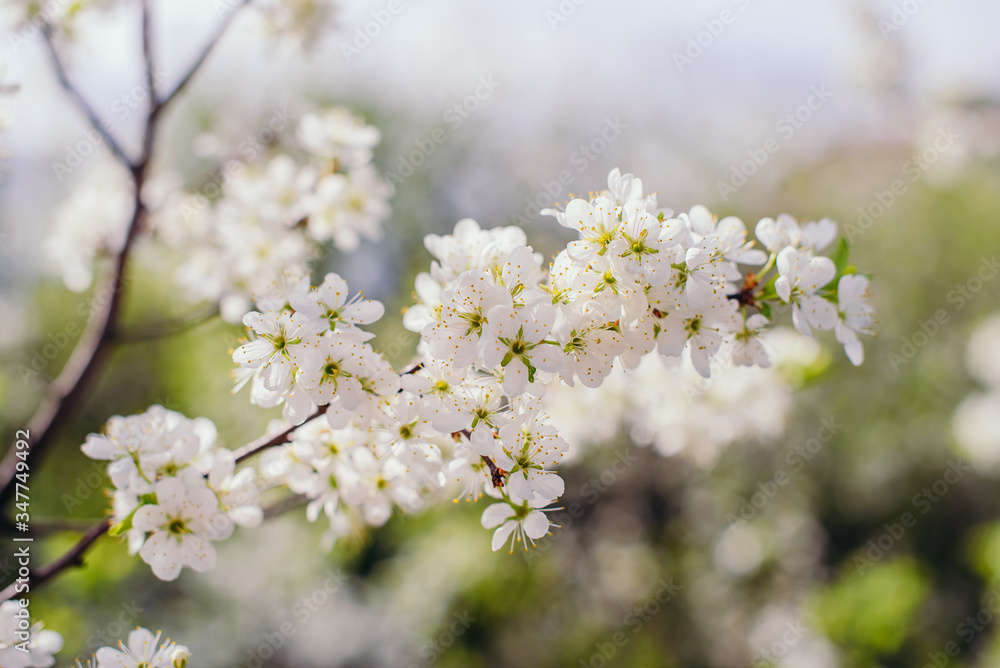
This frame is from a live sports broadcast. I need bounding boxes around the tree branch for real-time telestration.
[113,305,221,344]
[141,0,156,103]
[40,25,131,168]
[233,405,329,464]
[18,517,102,535]
[156,0,252,112]
[0,188,143,511]
[262,494,308,520]
[0,520,109,603]
[0,0,255,513]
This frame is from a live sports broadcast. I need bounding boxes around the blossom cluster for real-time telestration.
[223,168,875,553]
[41,105,392,323]
[81,405,262,581]
[543,327,822,469]
[150,106,393,322]
[231,271,396,426]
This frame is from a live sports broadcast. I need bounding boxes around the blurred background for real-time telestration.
[2,0,1000,666]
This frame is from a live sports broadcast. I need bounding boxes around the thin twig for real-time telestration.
[457,429,505,488]
[39,25,131,167]
[156,0,252,112]
[401,361,424,375]
[233,405,329,464]
[262,494,309,520]
[113,305,221,344]
[141,0,156,102]
[18,517,102,535]
[0,201,140,511]
[0,520,109,603]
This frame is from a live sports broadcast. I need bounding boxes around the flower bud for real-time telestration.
[171,646,190,668]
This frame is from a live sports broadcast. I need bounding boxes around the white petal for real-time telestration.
[480,502,514,529]
[523,509,551,540]
[181,535,217,572]
[491,520,517,552]
[140,532,183,581]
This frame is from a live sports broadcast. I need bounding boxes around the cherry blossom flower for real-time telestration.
[834,274,875,366]
[774,247,837,337]
[0,602,63,668]
[481,501,553,553]
[94,627,188,668]
[132,477,231,581]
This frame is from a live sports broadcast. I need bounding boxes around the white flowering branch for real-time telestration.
[0,407,320,604]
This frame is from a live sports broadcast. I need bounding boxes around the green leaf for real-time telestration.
[758,301,772,319]
[832,238,850,275]
[109,506,139,537]
[757,275,779,302]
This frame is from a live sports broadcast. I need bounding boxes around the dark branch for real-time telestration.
[233,405,329,464]
[0,520,109,603]
[113,305,221,344]
[156,0,252,111]
[141,0,156,102]
[263,494,309,520]
[0,0,254,513]
[19,517,102,535]
[40,25,131,167]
